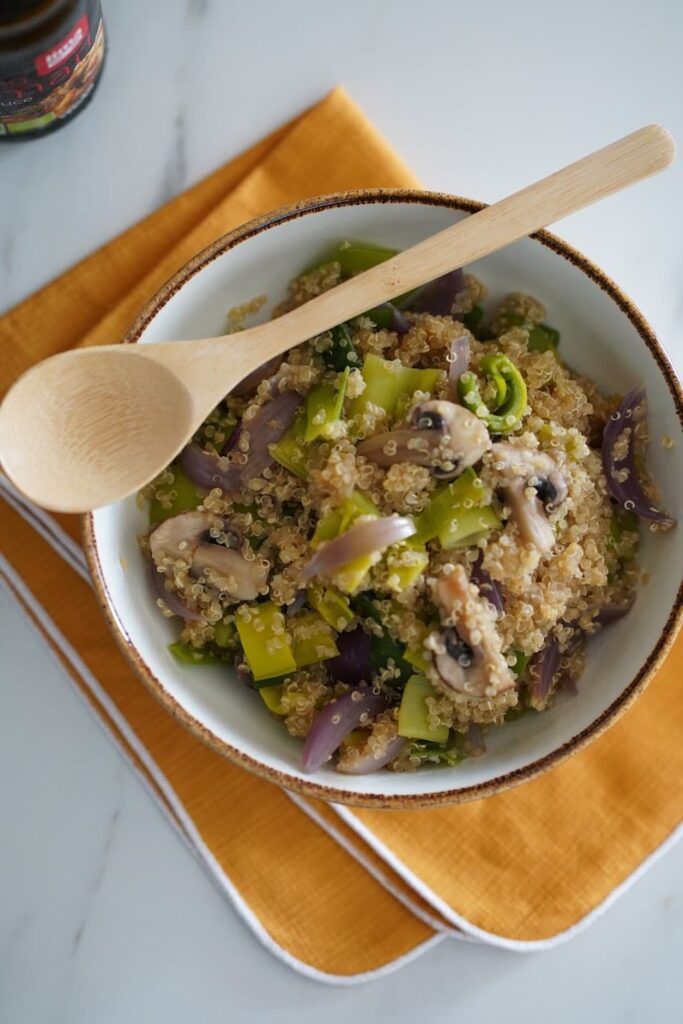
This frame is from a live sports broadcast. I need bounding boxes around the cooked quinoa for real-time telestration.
[140,240,675,774]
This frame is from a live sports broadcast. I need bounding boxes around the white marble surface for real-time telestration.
[1,0,683,1020]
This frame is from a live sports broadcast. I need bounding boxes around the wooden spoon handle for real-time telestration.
[195,124,673,374]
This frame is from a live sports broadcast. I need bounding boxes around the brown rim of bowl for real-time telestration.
[82,188,683,810]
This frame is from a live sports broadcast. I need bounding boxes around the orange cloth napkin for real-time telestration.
[1,87,681,981]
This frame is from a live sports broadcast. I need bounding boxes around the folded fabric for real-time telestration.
[1,86,681,983]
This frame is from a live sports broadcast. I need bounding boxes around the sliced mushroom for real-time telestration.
[358,399,491,478]
[191,545,268,601]
[149,510,215,565]
[427,564,515,699]
[489,442,567,553]
[149,510,269,608]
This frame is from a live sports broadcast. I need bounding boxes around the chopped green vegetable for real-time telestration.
[528,324,560,353]
[311,492,381,594]
[322,323,362,371]
[398,675,449,743]
[504,702,531,722]
[304,368,349,442]
[259,683,287,715]
[412,468,500,550]
[383,542,429,591]
[365,305,394,330]
[307,240,399,279]
[610,506,639,544]
[235,602,297,682]
[438,504,502,550]
[404,643,431,674]
[510,650,530,679]
[311,507,345,547]
[149,462,203,525]
[412,469,483,543]
[168,642,231,666]
[350,354,442,418]
[289,611,339,668]
[496,312,560,353]
[608,506,640,575]
[333,553,381,596]
[341,729,368,749]
[311,491,379,548]
[353,594,413,685]
[403,739,462,768]
[459,353,527,434]
[462,304,485,336]
[341,490,380,525]
[307,585,356,630]
[213,620,237,649]
[269,409,311,479]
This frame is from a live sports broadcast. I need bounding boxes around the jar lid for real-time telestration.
[0,1,70,41]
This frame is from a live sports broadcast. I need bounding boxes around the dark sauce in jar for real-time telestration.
[0,0,105,139]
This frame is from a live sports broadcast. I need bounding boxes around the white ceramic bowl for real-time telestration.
[84,190,683,808]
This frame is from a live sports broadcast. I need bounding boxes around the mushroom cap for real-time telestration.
[488,442,567,553]
[149,510,269,607]
[191,544,268,601]
[149,510,214,565]
[429,565,515,699]
[358,399,491,477]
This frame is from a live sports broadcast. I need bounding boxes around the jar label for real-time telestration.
[35,14,90,77]
[0,6,105,138]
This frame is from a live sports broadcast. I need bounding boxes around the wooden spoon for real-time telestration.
[0,125,674,512]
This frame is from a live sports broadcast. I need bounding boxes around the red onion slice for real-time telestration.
[181,391,303,494]
[470,551,504,615]
[379,302,411,336]
[556,638,583,697]
[448,334,470,394]
[151,567,205,622]
[301,515,416,582]
[595,591,636,626]
[601,389,675,527]
[336,735,406,774]
[180,443,242,492]
[301,689,388,772]
[327,626,372,686]
[528,639,561,704]
[462,722,486,756]
[285,589,308,616]
[357,428,437,468]
[231,355,283,396]
[404,268,465,316]
[226,390,303,484]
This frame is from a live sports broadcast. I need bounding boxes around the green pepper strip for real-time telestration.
[412,468,482,544]
[462,304,485,336]
[437,504,502,550]
[269,409,311,479]
[310,492,382,594]
[307,585,356,629]
[322,323,362,371]
[497,312,560,353]
[304,368,349,442]
[149,462,203,525]
[235,602,297,682]
[398,675,449,743]
[169,642,232,666]
[289,611,339,668]
[458,354,527,434]
[352,594,413,686]
[350,354,442,418]
[305,240,399,278]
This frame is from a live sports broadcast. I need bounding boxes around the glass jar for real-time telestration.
[0,0,105,139]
